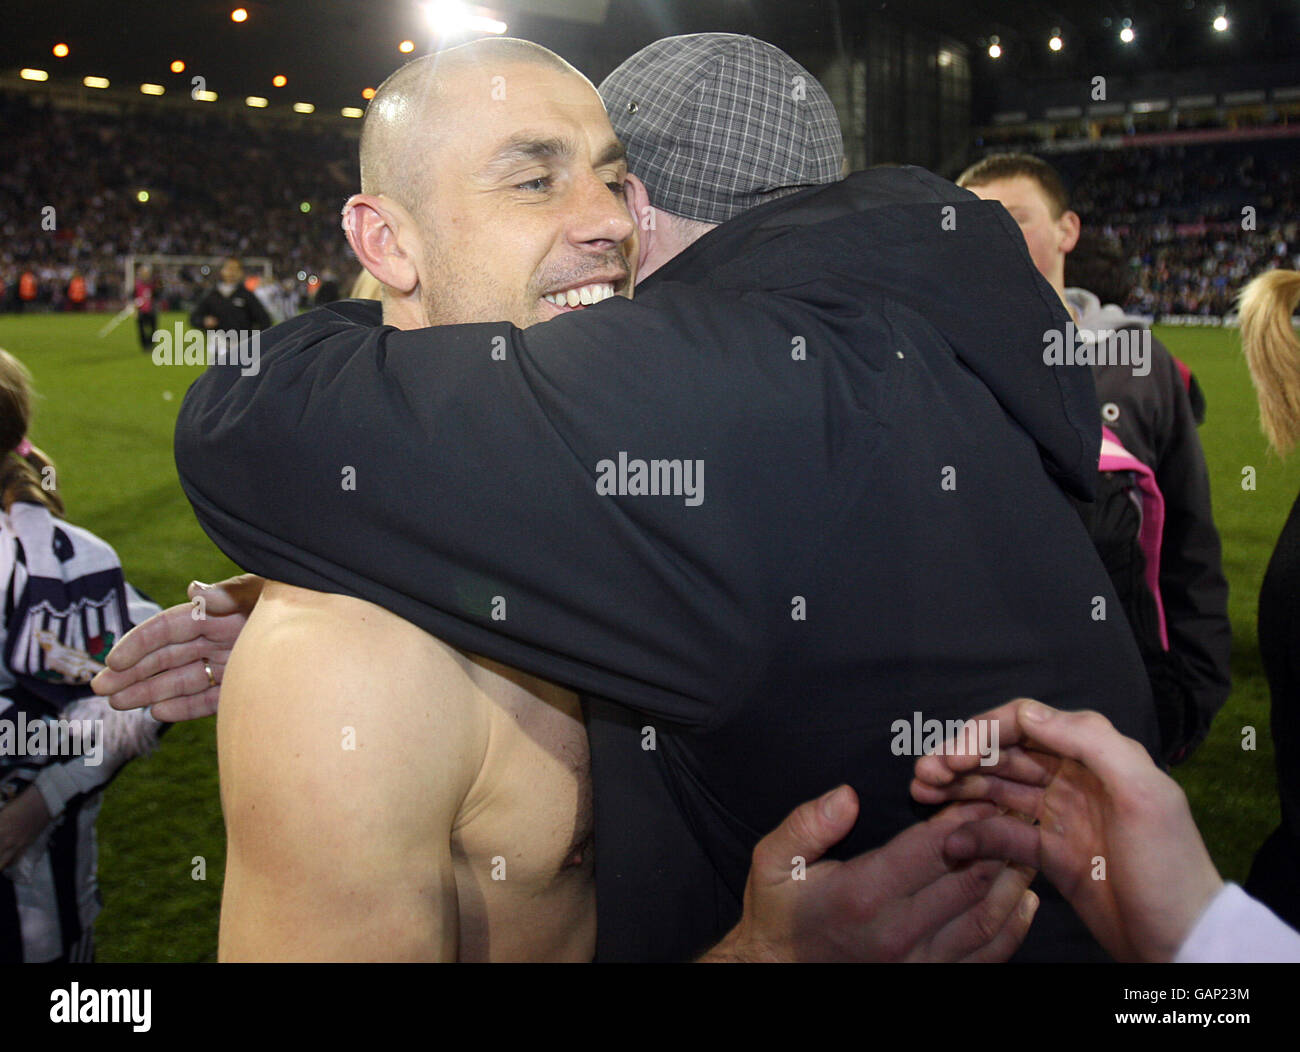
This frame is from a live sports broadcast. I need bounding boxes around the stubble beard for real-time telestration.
[420,245,544,330]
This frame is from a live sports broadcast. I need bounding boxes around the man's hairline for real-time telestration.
[657,207,718,233]
[960,172,1069,221]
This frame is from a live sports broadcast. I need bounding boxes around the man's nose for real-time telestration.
[569,172,635,250]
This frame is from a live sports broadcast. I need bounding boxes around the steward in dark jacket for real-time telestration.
[188,259,271,334]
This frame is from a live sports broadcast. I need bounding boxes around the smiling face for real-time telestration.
[405,61,635,329]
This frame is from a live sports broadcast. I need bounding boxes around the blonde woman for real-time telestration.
[1239,268,1300,931]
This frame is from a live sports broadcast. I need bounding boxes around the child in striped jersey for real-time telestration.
[0,348,164,962]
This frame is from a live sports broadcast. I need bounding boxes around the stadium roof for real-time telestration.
[4,0,1296,114]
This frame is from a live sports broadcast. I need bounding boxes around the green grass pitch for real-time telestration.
[0,310,1292,961]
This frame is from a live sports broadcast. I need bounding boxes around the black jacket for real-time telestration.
[175,167,1159,960]
[1092,338,1231,762]
[188,283,271,332]
[1249,490,1300,929]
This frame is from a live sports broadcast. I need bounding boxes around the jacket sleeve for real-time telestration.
[247,290,272,330]
[175,294,846,726]
[189,291,213,329]
[1151,336,1232,758]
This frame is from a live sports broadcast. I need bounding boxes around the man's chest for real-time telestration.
[449,666,594,959]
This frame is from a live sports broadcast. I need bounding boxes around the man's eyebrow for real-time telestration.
[594,140,627,169]
[480,136,575,176]
[478,135,628,177]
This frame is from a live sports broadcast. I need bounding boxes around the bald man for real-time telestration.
[214,41,631,962]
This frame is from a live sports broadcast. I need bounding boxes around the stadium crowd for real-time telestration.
[1058,139,1299,317]
[0,90,356,312]
[2,87,1295,322]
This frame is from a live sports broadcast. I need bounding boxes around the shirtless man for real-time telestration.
[99,38,1039,962]
[218,41,631,962]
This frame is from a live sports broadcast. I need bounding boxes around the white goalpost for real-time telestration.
[122,253,274,296]
[97,254,276,338]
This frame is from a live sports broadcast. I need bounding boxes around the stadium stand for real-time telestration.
[1058,136,1300,318]
[5,82,1294,324]
[0,91,357,312]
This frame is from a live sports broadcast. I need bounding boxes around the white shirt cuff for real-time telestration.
[1175,882,1300,962]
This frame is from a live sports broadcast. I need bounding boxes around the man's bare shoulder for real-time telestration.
[219,580,490,804]
[217,580,479,960]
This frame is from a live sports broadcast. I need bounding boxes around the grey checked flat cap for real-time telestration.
[599,33,844,225]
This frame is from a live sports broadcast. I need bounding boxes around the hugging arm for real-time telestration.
[174,298,827,724]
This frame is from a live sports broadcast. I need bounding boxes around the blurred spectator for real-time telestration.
[16,271,35,314]
[1066,229,1133,308]
[1066,231,1207,423]
[313,269,341,307]
[189,258,272,357]
[959,153,1232,764]
[249,273,289,325]
[133,265,159,351]
[65,273,86,312]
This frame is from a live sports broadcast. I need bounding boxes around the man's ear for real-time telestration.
[341,194,419,295]
[1059,209,1082,255]
[622,173,655,278]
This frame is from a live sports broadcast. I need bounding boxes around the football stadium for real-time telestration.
[1,0,1299,990]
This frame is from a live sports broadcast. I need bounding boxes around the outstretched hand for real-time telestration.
[911,698,1223,962]
[91,574,264,722]
[703,784,1039,962]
